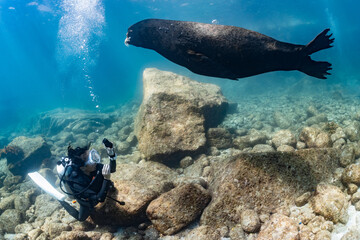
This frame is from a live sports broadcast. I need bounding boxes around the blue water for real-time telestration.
[0,0,359,137]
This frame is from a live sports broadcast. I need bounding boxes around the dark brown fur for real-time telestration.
[125,19,334,80]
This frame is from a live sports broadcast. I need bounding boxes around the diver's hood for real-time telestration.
[57,149,100,178]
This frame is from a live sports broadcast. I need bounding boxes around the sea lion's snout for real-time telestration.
[124,31,131,47]
[124,36,130,47]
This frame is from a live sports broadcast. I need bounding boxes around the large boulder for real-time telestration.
[91,161,177,226]
[134,68,228,163]
[200,148,340,228]
[146,183,211,235]
[5,136,51,176]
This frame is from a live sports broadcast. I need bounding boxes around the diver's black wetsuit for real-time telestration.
[60,161,116,221]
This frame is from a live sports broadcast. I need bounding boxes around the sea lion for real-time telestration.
[125,19,334,80]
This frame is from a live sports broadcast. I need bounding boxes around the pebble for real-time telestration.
[240,209,261,233]
[295,192,312,207]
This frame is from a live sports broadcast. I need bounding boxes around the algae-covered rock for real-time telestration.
[0,209,22,233]
[257,213,299,240]
[310,184,348,224]
[5,136,51,176]
[146,183,211,235]
[201,149,339,228]
[207,128,233,149]
[134,68,228,163]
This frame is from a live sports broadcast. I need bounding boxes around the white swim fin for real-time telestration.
[28,172,65,201]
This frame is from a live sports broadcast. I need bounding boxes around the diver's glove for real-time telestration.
[103,138,116,159]
[102,164,111,180]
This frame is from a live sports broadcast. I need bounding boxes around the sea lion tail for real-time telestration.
[303,28,335,55]
[299,56,332,79]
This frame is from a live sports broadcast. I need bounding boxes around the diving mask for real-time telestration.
[86,149,101,165]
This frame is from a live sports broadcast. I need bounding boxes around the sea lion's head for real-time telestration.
[125,19,163,49]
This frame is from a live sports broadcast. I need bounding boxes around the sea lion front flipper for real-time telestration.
[186,50,209,62]
[186,49,238,80]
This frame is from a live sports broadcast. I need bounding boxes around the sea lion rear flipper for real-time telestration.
[299,56,332,79]
[304,28,335,55]
[186,49,238,80]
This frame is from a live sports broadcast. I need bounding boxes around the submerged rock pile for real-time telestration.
[1,68,360,239]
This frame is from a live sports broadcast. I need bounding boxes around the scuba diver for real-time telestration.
[56,138,117,221]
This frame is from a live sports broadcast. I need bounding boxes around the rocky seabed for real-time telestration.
[0,69,360,240]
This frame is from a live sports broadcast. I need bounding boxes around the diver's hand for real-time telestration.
[102,164,111,180]
[103,138,115,157]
